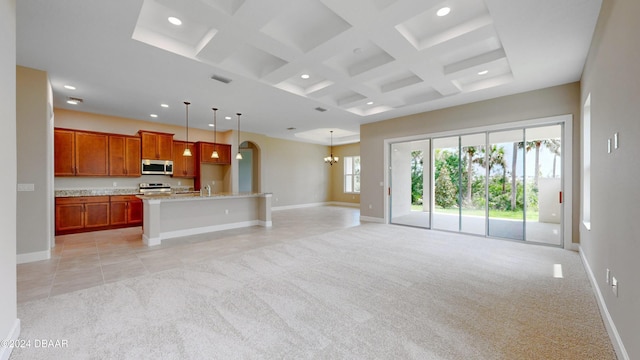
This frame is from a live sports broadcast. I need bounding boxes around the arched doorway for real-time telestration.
[238,141,260,193]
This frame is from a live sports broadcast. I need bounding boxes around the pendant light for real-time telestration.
[211,107,219,159]
[235,113,243,160]
[324,130,339,165]
[182,101,192,157]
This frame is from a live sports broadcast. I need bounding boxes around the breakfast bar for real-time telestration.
[138,192,272,246]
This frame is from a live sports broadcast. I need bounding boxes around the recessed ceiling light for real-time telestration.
[225,116,232,120]
[64,85,76,90]
[208,123,214,127]
[478,70,489,75]
[367,101,374,105]
[301,74,310,79]
[160,103,169,108]
[437,7,451,17]
[150,114,158,118]
[168,16,182,26]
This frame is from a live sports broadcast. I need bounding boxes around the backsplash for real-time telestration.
[55,185,191,197]
[55,175,193,197]
[54,175,194,191]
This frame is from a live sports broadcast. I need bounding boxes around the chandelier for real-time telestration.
[324,130,339,165]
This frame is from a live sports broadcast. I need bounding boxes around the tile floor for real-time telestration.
[17,206,362,303]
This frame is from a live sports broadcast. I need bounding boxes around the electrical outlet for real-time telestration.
[112,182,117,187]
[606,268,610,284]
[225,209,229,215]
[611,276,619,297]
[368,204,373,209]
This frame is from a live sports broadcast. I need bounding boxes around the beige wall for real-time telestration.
[17,66,53,258]
[580,0,639,357]
[360,83,581,243]
[330,142,360,205]
[1,0,18,354]
[265,137,330,207]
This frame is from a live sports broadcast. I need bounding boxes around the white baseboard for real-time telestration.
[579,246,629,360]
[142,234,161,247]
[273,202,360,211]
[0,319,20,360]
[17,249,50,264]
[272,202,327,211]
[360,216,385,223]
[160,220,261,242]
[258,220,272,227]
[327,201,360,208]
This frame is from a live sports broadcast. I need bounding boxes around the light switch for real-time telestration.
[614,132,619,149]
[607,139,611,153]
[17,183,35,192]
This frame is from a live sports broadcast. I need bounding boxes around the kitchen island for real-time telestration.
[138,192,272,246]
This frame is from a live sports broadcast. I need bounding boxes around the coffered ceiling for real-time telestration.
[16,0,601,145]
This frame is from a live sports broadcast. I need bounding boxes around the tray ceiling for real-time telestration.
[17,0,601,145]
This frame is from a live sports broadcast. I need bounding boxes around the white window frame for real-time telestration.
[344,156,360,194]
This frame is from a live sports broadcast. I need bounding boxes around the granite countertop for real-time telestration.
[137,192,271,202]
[55,186,192,198]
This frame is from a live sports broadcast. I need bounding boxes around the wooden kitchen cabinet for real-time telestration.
[54,128,109,176]
[139,130,173,160]
[197,142,231,164]
[110,195,142,226]
[109,135,141,176]
[172,141,196,177]
[54,129,76,176]
[75,131,109,176]
[55,196,110,234]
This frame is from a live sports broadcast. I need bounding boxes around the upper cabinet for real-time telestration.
[109,135,141,177]
[197,142,231,164]
[54,128,109,176]
[75,131,109,176]
[54,129,76,176]
[172,141,196,178]
[139,130,173,160]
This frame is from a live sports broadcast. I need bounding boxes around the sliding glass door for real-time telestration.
[524,125,563,246]
[390,140,430,228]
[432,137,459,232]
[488,130,525,240]
[460,133,486,235]
[388,122,564,246]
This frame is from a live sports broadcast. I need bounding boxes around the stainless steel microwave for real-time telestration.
[141,160,173,175]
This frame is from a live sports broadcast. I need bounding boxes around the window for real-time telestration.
[344,156,360,193]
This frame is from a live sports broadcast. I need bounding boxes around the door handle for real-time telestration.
[559,191,563,204]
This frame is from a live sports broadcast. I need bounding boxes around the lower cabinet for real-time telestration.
[55,196,110,234]
[110,195,142,226]
[55,195,142,235]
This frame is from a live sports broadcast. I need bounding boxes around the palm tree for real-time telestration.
[544,139,561,178]
[462,146,478,205]
[511,141,533,210]
[479,145,507,192]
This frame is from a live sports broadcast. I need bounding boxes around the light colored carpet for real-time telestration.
[12,223,615,359]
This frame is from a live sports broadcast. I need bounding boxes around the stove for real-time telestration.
[138,183,172,195]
